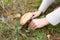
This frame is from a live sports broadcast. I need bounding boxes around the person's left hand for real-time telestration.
[28,18,49,30]
[31,10,42,19]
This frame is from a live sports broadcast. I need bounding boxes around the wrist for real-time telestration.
[37,9,42,13]
[43,18,49,25]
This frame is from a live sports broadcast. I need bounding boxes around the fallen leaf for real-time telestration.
[6,10,14,15]
[47,34,51,40]
[12,13,21,19]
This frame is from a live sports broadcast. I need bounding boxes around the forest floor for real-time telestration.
[0,0,60,40]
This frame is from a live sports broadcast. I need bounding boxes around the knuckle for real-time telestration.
[35,24,38,27]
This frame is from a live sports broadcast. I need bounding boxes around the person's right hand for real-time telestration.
[28,18,49,30]
[32,10,42,19]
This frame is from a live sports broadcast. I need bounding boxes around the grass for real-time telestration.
[0,0,60,40]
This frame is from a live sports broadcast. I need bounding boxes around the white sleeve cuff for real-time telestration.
[46,7,60,26]
[38,0,55,13]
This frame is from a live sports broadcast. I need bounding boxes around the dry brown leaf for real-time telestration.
[47,34,51,40]
[20,12,33,25]
[13,13,21,18]
[6,10,14,15]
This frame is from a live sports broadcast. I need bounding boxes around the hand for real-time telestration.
[32,10,42,19]
[28,18,49,30]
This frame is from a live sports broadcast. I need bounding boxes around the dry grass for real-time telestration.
[0,0,60,40]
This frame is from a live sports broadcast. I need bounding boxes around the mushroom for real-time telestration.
[20,12,33,25]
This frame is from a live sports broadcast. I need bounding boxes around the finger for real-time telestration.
[28,21,34,30]
[33,24,40,30]
[32,25,38,30]
[29,21,34,27]
[31,24,36,30]
[31,25,37,30]
[28,22,32,28]
[33,26,38,30]
[34,25,42,30]
[30,22,36,29]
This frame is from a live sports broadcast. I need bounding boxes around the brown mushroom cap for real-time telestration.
[20,12,33,25]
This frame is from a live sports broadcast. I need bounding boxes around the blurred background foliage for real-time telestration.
[0,0,60,40]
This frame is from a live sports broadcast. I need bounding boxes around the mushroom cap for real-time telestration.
[20,12,33,25]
